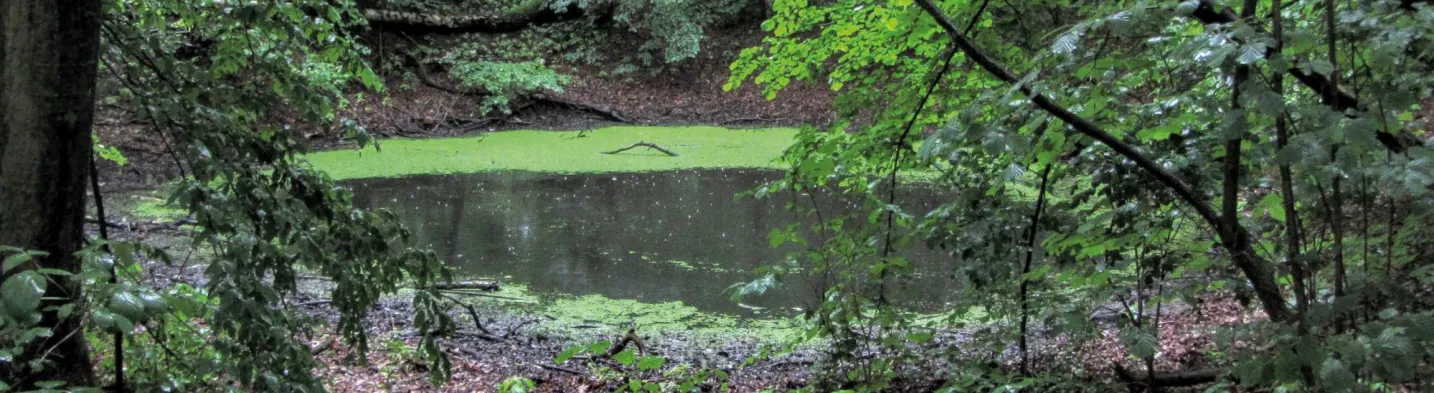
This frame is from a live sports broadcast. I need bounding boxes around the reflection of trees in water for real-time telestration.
[346,170,959,315]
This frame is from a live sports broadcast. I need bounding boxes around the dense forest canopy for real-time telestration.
[1,0,1431,392]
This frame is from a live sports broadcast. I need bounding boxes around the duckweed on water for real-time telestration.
[459,282,799,340]
[306,126,796,180]
[543,294,800,339]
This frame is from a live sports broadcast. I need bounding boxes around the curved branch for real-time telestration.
[912,0,1292,322]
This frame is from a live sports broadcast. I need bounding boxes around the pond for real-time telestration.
[346,169,961,317]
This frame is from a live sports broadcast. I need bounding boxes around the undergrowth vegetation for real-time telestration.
[4,0,1433,392]
[723,0,1434,391]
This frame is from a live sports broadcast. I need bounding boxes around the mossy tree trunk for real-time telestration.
[0,0,104,387]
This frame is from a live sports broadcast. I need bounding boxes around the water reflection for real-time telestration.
[346,169,959,315]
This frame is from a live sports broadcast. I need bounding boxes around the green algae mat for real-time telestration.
[307,126,796,180]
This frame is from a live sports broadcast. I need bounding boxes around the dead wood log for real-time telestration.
[362,4,595,34]
[601,141,679,156]
[433,280,500,291]
[1112,362,1219,390]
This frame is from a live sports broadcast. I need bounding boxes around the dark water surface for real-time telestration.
[346,169,959,315]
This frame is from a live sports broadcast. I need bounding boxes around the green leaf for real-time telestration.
[1052,28,1082,54]
[1175,0,1201,15]
[2,271,47,316]
[1261,193,1286,222]
[1320,358,1355,392]
[637,355,665,371]
[109,291,148,321]
[1136,123,1181,141]
[18,327,53,345]
[1123,330,1158,359]
[588,340,613,354]
[1236,358,1269,385]
[1237,43,1267,65]
[33,268,71,277]
[906,331,935,343]
[3,252,33,272]
[613,348,637,366]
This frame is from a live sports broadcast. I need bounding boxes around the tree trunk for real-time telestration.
[0,0,104,387]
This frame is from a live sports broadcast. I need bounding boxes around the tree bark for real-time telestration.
[0,0,104,387]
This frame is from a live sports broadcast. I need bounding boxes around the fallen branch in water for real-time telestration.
[601,141,679,157]
[440,290,534,302]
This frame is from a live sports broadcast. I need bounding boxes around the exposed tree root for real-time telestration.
[531,93,634,123]
[601,141,679,156]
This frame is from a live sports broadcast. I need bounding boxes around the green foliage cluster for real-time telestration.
[411,0,756,75]
[4,0,459,390]
[0,248,70,391]
[497,376,538,393]
[579,0,754,74]
[443,57,570,114]
[729,0,1434,391]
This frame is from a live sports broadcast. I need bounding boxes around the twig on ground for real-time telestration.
[503,318,542,340]
[538,364,587,375]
